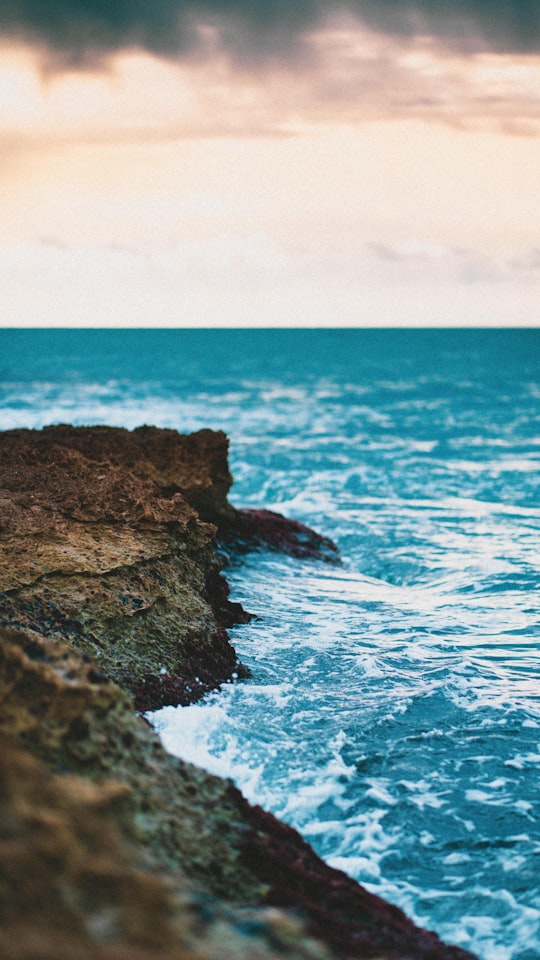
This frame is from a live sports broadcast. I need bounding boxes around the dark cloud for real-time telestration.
[0,1,321,66]
[0,1,539,67]
[356,1,540,53]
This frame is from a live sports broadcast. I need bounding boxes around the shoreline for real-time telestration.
[0,424,476,960]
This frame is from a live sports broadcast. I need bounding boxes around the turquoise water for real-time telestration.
[1,329,539,959]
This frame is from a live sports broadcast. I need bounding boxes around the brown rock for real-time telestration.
[0,425,247,710]
[0,425,477,960]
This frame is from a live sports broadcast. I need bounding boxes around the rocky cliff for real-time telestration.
[0,425,476,960]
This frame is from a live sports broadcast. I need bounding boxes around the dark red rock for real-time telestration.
[203,566,253,627]
[219,508,340,564]
[131,627,251,711]
[241,801,476,960]
[0,424,480,960]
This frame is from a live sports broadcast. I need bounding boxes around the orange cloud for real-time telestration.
[1,22,540,146]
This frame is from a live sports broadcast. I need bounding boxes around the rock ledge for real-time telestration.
[0,425,476,960]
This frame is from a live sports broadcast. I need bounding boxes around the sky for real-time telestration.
[1,1,539,327]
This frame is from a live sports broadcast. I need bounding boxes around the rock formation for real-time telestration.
[0,425,476,960]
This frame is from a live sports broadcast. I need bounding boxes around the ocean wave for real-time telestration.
[3,329,539,960]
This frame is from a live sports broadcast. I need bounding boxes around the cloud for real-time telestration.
[1,1,539,70]
[1,235,539,328]
[2,30,540,143]
[367,241,516,284]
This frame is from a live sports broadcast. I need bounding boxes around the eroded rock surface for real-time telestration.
[0,425,249,711]
[0,425,477,960]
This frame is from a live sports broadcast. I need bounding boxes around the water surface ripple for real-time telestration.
[1,329,539,960]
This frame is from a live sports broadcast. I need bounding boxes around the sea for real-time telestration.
[1,328,539,960]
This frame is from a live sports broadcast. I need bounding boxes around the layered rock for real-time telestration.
[0,425,249,711]
[0,425,476,960]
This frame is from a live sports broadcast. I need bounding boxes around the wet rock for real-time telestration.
[219,508,340,563]
[0,425,246,709]
[0,425,477,960]
[241,802,475,960]
[0,624,332,960]
[0,727,333,960]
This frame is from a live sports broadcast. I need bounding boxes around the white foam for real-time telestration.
[7,342,539,960]
[364,779,398,806]
[443,852,471,866]
[505,751,540,770]
[327,854,382,881]
[149,699,265,801]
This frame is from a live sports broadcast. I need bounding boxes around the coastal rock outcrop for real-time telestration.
[0,425,476,960]
[0,425,249,711]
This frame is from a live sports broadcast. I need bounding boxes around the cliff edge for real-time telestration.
[0,425,476,960]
